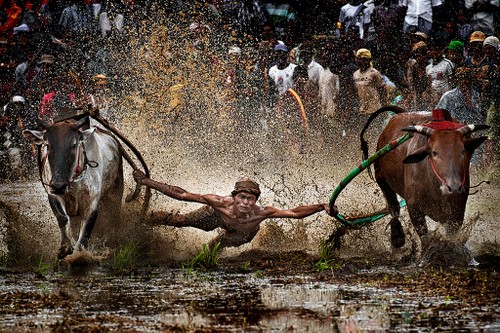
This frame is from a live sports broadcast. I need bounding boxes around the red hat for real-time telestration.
[423,109,464,130]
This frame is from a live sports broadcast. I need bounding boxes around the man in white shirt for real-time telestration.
[426,36,454,104]
[464,0,498,35]
[268,42,297,96]
[399,0,443,35]
[337,0,372,40]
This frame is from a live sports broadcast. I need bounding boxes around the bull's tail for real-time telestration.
[360,106,407,179]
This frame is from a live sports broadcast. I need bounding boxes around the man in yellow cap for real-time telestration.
[133,171,330,248]
[466,31,487,67]
[353,48,387,116]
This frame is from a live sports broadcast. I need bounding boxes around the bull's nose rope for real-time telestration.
[329,133,410,228]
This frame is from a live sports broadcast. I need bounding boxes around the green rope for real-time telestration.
[329,133,410,228]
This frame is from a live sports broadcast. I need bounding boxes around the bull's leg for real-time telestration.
[408,208,428,237]
[48,197,73,259]
[75,210,98,252]
[377,176,405,248]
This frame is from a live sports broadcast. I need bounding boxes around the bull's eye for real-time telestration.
[432,151,438,157]
[72,143,78,150]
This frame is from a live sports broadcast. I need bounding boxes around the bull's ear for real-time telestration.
[80,127,96,142]
[403,146,429,164]
[22,129,45,145]
[464,136,488,152]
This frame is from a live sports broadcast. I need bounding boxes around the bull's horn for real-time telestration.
[402,125,434,136]
[35,118,49,130]
[73,116,89,129]
[458,124,490,135]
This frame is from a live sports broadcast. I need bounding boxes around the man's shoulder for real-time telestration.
[369,67,382,75]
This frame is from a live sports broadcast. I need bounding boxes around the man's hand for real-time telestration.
[133,170,147,184]
[326,204,339,217]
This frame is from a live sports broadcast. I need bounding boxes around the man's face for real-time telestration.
[276,50,289,67]
[233,192,257,215]
[469,42,483,55]
[447,49,463,64]
[355,57,371,70]
[483,45,497,58]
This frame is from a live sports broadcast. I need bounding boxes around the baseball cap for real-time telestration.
[355,48,372,59]
[228,46,241,55]
[483,36,500,51]
[469,31,485,43]
[448,40,464,52]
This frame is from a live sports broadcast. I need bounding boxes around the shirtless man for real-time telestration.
[133,170,330,248]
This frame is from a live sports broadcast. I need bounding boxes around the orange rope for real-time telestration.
[287,88,309,133]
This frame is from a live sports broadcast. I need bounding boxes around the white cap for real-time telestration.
[228,46,241,55]
[483,36,500,51]
[12,95,26,103]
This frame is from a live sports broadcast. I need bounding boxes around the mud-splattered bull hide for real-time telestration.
[361,107,489,249]
[23,117,124,258]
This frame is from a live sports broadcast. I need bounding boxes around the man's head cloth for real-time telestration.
[232,178,261,199]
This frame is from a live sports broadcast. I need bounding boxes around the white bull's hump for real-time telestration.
[80,128,122,197]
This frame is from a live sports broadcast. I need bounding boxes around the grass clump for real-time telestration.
[36,256,54,276]
[315,240,341,272]
[184,242,220,270]
[112,242,141,271]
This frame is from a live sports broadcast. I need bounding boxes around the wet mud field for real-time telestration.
[0,255,499,332]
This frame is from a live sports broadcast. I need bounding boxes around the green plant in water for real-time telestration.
[242,261,251,271]
[36,256,52,276]
[315,240,340,272]
[112,242,140,271]
[184,242,220,270]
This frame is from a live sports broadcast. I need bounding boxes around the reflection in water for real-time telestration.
[336,304,390,332]
[1,271,497,332]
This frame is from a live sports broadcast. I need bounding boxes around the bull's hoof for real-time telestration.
[58,245,74,259]
[390,218,405,248]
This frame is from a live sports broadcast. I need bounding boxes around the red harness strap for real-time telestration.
[428,156,466,190]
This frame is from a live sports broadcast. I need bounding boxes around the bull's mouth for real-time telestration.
[50,182,69,195]
[440,184,466,196]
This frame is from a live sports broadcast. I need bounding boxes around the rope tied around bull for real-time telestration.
[81,142,99,168]
[466,180,490,195]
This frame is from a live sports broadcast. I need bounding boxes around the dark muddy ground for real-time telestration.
[1,252,499,332]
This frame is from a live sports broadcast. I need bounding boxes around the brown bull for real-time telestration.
[360,106,489,249]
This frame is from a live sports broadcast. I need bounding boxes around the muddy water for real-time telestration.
[1,267,499,332]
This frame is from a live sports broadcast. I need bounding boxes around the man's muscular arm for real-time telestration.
[265,203,329,219]
[133,170,211,204]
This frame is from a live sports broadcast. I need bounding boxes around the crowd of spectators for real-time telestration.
[1,0,500,162]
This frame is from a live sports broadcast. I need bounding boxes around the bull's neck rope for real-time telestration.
[428,155,466,190]
[39,142,98,187]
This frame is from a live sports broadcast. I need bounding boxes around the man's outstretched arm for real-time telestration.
[133,170,207,204]
[266,203,330,219]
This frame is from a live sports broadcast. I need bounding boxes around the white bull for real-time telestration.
[23,117,124,258]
